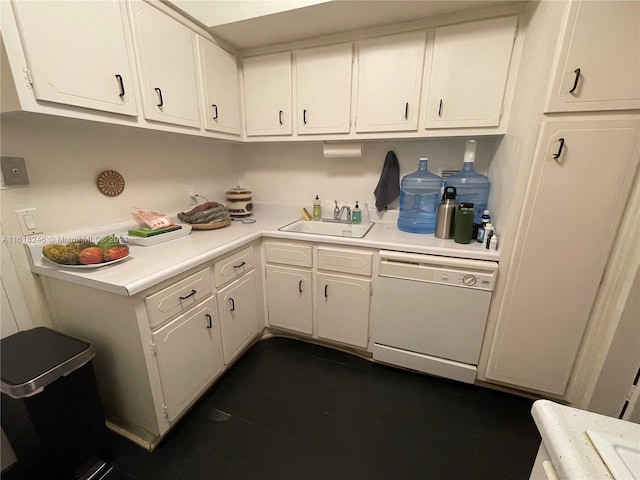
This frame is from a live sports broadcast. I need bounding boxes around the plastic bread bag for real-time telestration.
[133,208,174,230]
[177,202,230,224]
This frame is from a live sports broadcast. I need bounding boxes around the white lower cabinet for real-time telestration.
[39,265,227,447]
[217,269,260,364]
[266,265,313,334]
[316,272,371,349]
[152,296,222,422]
[263,242,373,349]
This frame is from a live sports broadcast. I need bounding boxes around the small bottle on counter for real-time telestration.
[313,195,321,221]
[477,210,491,243]
[454,202,475,244]
[489,234,498,250]
[362,202,370,224]
[484,223,494,249]
[352,201,362,224]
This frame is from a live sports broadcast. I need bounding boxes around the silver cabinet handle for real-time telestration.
[229,298,235,312]
[206,314,212,328]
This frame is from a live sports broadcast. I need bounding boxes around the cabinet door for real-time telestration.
[425,16,517,129]
[217,271,260,364]
[11,1,137,116]
[129,1,200,128]
[152,297,222,422]
[198,36,241,135]
[486,120,640,396]
[243,53,292,136]
[317,272,370,348]
[296,43,353,135]
[355,32,425,133]
[545,1,640,113]
[266,265,312,334]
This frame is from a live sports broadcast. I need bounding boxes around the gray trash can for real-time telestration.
[1,327,113,479]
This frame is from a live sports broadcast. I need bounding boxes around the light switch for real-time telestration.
[24,214,37,231]
[15,208,42,235]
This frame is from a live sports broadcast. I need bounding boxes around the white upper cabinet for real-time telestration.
[545,1,640,113]
[243,52,293,136]
[128,1,201,128]
[197,36,241,135]
[10,1,137,116]
[355,32,426,133]
[295,43,353,135]
[424,16,517,129]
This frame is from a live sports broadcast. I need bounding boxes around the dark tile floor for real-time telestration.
[5,337,541,479]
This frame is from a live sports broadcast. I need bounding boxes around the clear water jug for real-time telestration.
[444,140,490,223]
[398,158,443,234]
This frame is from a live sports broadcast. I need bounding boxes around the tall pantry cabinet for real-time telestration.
[486,1,640,397]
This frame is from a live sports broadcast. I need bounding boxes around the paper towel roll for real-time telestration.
[322,142,363,158]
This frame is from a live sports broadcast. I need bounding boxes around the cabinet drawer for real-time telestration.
[317,247,373,276]
[145,268,213,329]
[265,242,312,267]
[213,246,254,288]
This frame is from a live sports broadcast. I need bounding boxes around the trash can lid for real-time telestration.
[1,327,94,398]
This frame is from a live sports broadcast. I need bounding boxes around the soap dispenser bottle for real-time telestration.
[313,195,321,221]
[352,201,362,224]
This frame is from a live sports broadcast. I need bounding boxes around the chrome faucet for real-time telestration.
[327,200,351,223]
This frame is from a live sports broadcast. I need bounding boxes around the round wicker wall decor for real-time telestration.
[97,170,125,197]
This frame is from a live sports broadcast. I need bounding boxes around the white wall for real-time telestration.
[0,115,240,326]
[238,137,500,218]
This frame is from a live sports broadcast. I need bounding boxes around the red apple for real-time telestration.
[103,245,129,262]
[78,247,104,265]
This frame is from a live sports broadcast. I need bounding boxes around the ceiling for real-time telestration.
[166,0,520,51]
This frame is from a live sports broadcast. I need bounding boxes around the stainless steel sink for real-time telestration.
[279,219,374,238]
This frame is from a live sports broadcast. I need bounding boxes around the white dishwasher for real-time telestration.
[371,250,497,383]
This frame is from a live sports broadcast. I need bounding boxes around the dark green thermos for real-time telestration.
[454,202,475,244]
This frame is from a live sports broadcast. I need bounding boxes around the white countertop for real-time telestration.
[25,204,499,297]
[532,399,640,479]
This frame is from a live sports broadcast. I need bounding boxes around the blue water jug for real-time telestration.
[444,140,490,223]
[398,158,443,234]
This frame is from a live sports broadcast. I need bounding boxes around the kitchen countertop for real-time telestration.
[25,204,500,296]
[532,399,640,479]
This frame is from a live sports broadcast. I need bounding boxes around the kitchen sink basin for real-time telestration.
[279,219,374,238]
[587,429,640,480]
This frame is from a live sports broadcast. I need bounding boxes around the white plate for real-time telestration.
[42,254,130,269]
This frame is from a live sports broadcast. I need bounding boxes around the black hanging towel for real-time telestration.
[374,151,401,212]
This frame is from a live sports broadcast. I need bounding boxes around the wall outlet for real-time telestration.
[187,190,197,206]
